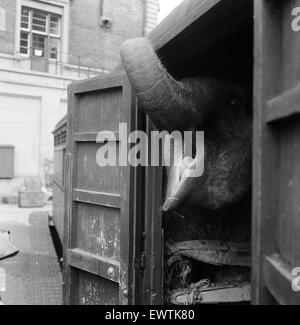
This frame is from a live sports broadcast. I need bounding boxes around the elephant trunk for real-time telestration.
[120,38,199,131]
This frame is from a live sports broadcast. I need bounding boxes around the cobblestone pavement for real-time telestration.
[0,205,62,305]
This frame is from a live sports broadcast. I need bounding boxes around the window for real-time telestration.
[20,31,29,54]
[49,37,59,59]
[32,34,46,57]
[19,6,61,60]
[21,7,29,30]
[32,10,47,33]
[50,14,60,36]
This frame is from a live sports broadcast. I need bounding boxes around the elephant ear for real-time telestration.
[120,38,211,132]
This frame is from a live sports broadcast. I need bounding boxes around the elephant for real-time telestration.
[120,38,252,212]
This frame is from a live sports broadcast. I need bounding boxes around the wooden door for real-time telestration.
[63,73,140,305]
[31,35,48,73]
[253,0,300,305]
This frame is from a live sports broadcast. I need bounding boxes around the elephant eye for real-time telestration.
[230,98,241,106]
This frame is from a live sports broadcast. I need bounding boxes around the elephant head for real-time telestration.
[120,38,252,211]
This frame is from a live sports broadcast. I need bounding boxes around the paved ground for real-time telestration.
[0,205,62,305]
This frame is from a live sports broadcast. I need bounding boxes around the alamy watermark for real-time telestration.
[292,7,300,31]
[292,267,300,292]
[96,123,205,178]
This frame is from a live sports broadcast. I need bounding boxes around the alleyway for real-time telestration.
[0,205,62,305]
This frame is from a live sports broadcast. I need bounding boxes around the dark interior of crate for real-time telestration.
[158,17,254,305]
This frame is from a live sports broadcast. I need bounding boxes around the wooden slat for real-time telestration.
[263,254,300,305]
[74,132,120,143]
[67,249,120,283]
[73,189,121,209]
[142,118,163,305]
[73,73,123,94]
[118,75,137,305]
[266,84,300,123]
[63,83,78,305]
[252,0,282,305]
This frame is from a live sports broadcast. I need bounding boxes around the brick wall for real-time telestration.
[0,0,159,70]
[68,0,145,71]
[0,0,16,55]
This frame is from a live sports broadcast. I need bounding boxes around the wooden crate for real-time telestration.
[18,191,44,208]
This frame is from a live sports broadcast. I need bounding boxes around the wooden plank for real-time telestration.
[252,0,282,305]
[280,1,300,93]
[130,87,145,305]
[142,118,153,306]
[291,120,300,267]
[276,0,300,270]
[278,123,294,265]
[119,75,136,305]
[266,84,300,123]
[263,254,300,305]
[76,143,120,195]
[142,118,163,305]
[63,84,79,305]
[76,203,120,261]
[150,161,163,305]
[77,90,121,133]
[73,189,121,209]
[78,271,119,305]
[67,249,120,283]
[74,132,120,143]
[73,73,123,94]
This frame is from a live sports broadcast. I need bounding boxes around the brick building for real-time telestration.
[0,0,159,201]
